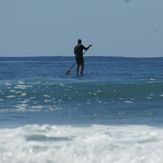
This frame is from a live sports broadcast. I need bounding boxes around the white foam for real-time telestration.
[20,99,30,104]
[44,100,52,103]
[20,93,27,97]
[14,84,33,90]
[5,82,11,86]
[43,95,51,98]
[18,80,25,84]
[16,104,28,110]
[6,95,16,98]
[10,90,16,93]
[0,125,163,163]
[124,100,133,104]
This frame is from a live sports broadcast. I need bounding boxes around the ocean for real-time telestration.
[0,56,163,163]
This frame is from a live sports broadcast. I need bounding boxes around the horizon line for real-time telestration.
[0,55,163,59]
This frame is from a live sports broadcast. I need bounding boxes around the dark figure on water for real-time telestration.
[74,39,92,76]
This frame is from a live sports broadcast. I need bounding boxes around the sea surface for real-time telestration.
[0,56,163,163]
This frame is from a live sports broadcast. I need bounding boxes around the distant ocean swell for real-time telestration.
[0,79,162,127]
[0,80,162,110]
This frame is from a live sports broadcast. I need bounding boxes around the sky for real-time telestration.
[0,0,163,57]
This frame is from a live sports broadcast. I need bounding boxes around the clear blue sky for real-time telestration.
[0,0,163,57]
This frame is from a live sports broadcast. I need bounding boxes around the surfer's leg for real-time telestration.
[76,64,80,76]
[80,63,84,76]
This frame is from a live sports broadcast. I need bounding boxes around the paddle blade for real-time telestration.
[66,70,70,75]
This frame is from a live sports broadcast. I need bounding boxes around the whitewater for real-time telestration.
[0,56,163,163]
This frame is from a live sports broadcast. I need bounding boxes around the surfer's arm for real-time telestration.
[87,44,92,50]
[83,44,92,51]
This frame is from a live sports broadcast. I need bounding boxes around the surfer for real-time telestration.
[74,39,92,76]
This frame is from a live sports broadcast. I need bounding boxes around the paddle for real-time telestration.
[66,62,77,75]
[66,50,87,76]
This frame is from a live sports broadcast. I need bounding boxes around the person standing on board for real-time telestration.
[74,39,92,76]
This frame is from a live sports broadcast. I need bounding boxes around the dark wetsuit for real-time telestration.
[74,44,87,64]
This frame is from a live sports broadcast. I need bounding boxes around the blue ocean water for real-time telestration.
[0,56,163,163]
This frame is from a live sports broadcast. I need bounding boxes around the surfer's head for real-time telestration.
[78,39,82,44]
